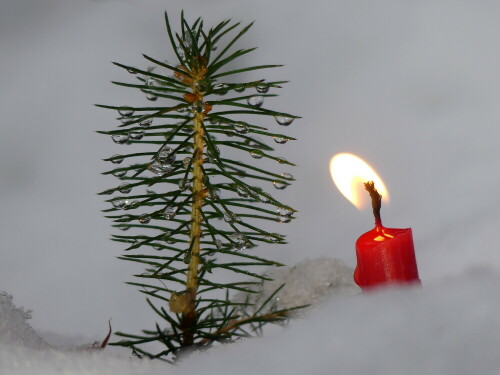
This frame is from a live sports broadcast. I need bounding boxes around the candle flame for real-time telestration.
[329,153,389,210]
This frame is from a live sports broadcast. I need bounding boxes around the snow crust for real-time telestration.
[0,292,47,350]
[234,258,359,313]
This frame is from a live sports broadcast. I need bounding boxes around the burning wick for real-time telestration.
[364,181,382,227]
[354,180,421,290]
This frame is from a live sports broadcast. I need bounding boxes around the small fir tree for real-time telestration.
[97,12,301,361]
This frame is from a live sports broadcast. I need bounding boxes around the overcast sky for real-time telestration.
[1,0,499,337]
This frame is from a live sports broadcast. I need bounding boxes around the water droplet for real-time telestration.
[207,146,220,163]
[139,119,152,127]
[192,100,204,113]
[178,179,192,191]
[236,186,249,197]
[273,137,288,144]
[118,183,132,194]
[118,108,134,117]
[146,93,158,101]
[111,199,126,209]
[278,215,291,223]
[138,214,151,224]
[215,239,223,249]
[281,173,293,179]
[250,149,264,159]
[157,146,176,165]
[163,206,177,220]
[165,235,175,245]
[128,200,139,209]
[211,145,220,156]
[256,83,269,93]
[207,189,219,201]
[110,155,124,164]
[213,83,228,96]
[277,207,293,216]
[183,157,191,168]
[209,117,218,125]
[277,158,288,164]
[223,212,237,223]
[235,84,245,93]
[127,68,137,74]
[233,124,249,134]
[113,170,127,177]
[229,233,248,251]
[147,161,173,176]
[119,225,130,231]
[146,78,159,87]
[260,195,271,204]
[182,35,193,49]
[266,233,282,242]
[275,116,294,126]
[272,180,287,190]
[247,95,264,107]
[112,134,129,144]
[163,231,172,240]
[129,130,144,140]
[195,80,210,92]
[154,244,162,250]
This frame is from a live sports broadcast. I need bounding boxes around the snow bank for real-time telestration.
[179,267,500,375]
[3,262,500,375]
[0,292,168,374]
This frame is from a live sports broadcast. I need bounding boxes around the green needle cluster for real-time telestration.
[97,11,301,361]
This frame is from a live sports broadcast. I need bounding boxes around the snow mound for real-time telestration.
[235,257,359,312]
[0,292,47,349]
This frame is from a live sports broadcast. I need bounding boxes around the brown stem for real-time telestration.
[364,181,383,227]
[180,76,206,347]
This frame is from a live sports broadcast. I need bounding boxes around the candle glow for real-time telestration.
[329,153,389,210]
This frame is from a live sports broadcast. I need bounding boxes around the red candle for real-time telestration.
[354,181,420,290]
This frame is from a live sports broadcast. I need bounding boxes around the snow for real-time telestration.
[1,0,500,373]
[0,343,168,375]
[179,268,500,375]
[4,266,500,374]
[0,292,47,350]
[233,258,359,313]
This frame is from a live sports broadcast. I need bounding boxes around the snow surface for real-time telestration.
[1,0,500,373]
[4,267,500,374]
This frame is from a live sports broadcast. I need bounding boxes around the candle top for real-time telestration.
[356,226,412,248]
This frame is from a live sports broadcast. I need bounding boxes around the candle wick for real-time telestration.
[364,181,383,227]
